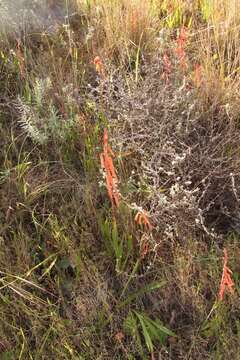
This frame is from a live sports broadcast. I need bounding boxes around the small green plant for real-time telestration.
[201,305,225,339]
[124,310,176,355]
[162,0,184,29]
[18,77,78,145]
[100,217,133,273]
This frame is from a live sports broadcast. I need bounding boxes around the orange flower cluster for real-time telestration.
[218,248,234,301]
[135,210,153,231]
[100,129,120,208]
[176,27,188,70]
[94,56,105,78]
[135,211,153,259]
[115,331,124,342]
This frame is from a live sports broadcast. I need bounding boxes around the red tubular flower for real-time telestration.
[135,210,153,231]
[93,56,105,78]
[100,129,120,208]
[218,248,234,301]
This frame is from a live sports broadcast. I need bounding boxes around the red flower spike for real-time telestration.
[93,56,105,78]
[100,129,120,208]
[218,248,234,301]
[176,26,188,71]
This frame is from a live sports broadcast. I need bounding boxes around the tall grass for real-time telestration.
[77,0,161,63]
[195,0,240,109]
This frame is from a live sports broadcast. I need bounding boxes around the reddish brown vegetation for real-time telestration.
[135,210,153,231]
[219,248,234,301]
[16,39,25,79]
[176,27,188,70]
[100,128,120,208]
[94,56,105,78]
[194,63,202,87]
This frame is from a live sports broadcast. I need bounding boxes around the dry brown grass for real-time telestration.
[195,1,240,110]
[77,0,161,62]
